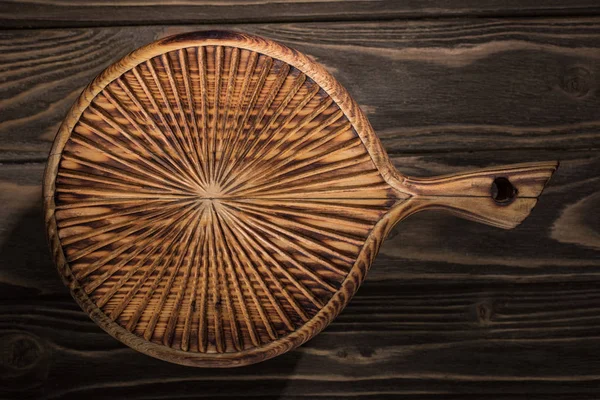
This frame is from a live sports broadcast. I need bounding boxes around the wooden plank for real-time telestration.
[1,150,597,296]
[1,151,597,298]
[1,150,599,397]
[3,283,600,399]
[2,19,600,161]
[1,0,600,28]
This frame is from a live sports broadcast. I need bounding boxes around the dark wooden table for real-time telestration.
[1,1,599,399]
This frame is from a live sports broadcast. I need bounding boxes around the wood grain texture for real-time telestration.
[2,19,600,161]
[3,284,600,400]
[43,31,558,366]
[44,33,402,366]
[0,7,598,396]
[2,150,597,294]
[1,0,600,28]
[4,149,599,297]
[1,147,599,396]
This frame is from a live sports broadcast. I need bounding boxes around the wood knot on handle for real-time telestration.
[491,177,518,205]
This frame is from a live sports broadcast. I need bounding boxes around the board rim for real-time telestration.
[43,30,400,367]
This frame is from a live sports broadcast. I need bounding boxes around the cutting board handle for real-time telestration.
[392,161,559,229]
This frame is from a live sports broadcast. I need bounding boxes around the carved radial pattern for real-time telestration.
[54,45,398,354]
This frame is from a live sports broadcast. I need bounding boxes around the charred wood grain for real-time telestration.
[1,19,600,160]
[1,0,600,29]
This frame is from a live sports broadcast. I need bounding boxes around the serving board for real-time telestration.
[44,31,558,367]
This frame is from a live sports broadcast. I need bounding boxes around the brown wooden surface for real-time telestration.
[42,30,558,367]
[46,34,406,366]
[1,0,600,28]
[2,19,600,162]
[2,148,599,397]
[1,7,600,400]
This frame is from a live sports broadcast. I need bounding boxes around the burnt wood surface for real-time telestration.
[1,0,600,28]
[1,5,599,400]
[2,20,600,162]
[41,30,559,366]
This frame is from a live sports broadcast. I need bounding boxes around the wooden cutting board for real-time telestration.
[44,30,558,367]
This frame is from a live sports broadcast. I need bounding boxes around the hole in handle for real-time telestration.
[491,177,518,204]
